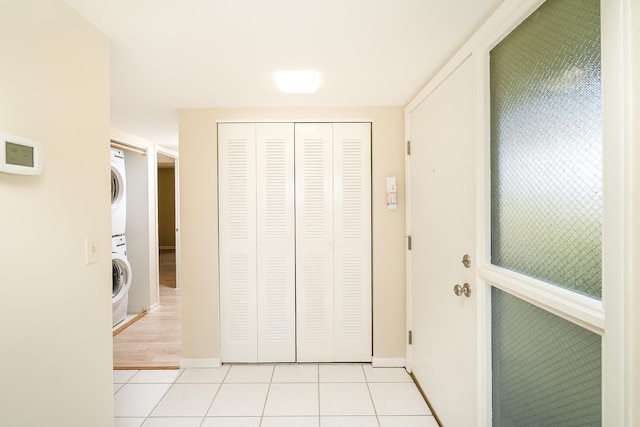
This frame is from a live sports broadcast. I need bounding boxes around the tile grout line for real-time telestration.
[201,364,231,424]
[141,369,182,423]
[258,364,276,426]
[113,368,139,420]
[317,364,321,426]
[362,364,383,427]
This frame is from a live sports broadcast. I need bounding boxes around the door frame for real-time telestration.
[155,145,180,290]
[405,0,629,424]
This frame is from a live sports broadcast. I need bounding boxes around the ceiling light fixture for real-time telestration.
[273,70,320,94]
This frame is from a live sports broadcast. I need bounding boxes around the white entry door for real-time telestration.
[408,57,476,425]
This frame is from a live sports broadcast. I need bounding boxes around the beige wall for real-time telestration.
[178,107,406,362]
[0,1,112,426]
[629,0,640,420]
[158,167,176,248]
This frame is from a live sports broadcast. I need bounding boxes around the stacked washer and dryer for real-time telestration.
[111,148,132,327]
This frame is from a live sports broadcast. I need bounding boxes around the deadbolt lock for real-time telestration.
[454,283,471,297]
[462,254,471,268]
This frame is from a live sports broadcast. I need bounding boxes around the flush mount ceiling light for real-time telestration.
[273,70,320,94]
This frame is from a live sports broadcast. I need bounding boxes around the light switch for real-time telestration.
[85,236,99,265]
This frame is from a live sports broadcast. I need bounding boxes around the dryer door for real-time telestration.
[111,149,127,237]
[112,253,131,302]
[111,163,125,213]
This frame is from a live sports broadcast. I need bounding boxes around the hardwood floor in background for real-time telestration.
[113,249,180,369]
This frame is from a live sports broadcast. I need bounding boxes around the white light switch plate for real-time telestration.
[85,236,99,265]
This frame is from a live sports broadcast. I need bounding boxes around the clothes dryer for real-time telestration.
[112,235,132,327]
[111,148,126,237]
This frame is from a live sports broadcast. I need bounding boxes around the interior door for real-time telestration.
[218,123,258,362]
[295,122,372,362]
[408,57,476,425]
[256,123,295,362]
[295,123,335,362]
[332,122,372,362]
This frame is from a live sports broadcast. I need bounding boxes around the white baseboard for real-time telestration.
[372,357,406,368]
[178,357,403,369]
[147,302,161,313]
[180,358,222,368]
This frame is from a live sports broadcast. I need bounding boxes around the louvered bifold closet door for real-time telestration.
[295,122,372,362]
[333,123,372,362]
[295,123,335,362]
[218,123,258,362]
[256,123,295,362]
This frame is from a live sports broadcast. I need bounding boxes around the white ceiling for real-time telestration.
[66,0,503,150]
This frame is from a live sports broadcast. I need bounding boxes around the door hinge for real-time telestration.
[406,140,411,155]
[407,235,412,251]
[408,330,413,345]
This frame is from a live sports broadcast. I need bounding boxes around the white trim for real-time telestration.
[404,108,413,374]
[474,37,493,427]
[478,266,604,335]
[180,358,222,368]
[146,302,161,313]
[216,119,375,124]
[623,0,639,421]
[371,357,406,368]
[155,145,180,291]
[601,0,626,424]
[405,0,541,115]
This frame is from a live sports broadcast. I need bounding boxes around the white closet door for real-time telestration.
[256,123,295,362]
[295,123,335,362]
[333,123,372,361]
[218,123,258,362]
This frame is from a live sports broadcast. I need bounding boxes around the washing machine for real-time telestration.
[111,148,126,237]
[112,235,132,327]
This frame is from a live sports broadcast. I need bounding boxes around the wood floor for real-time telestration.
[113,249,181,369]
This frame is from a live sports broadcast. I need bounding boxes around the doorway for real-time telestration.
[112,146,182,369]
[157,151,178,295]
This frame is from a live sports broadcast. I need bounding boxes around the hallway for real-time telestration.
[113,250,180,369]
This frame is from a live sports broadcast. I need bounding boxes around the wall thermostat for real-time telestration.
[0,133,43,175]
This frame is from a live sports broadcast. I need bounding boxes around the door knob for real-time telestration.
[454,283,471,297]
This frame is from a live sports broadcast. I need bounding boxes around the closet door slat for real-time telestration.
[219,123,258,362]
[333,122,372,362]
[295,123,335,362]
[256,123,295,362]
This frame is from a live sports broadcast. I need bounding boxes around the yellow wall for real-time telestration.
[178,107,406,363]
[158,167,176,248]
[0,0,112,425]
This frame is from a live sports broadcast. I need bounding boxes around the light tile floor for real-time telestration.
[114,364,439,427]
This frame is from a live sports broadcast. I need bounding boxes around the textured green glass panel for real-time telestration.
[490,0,602,299]
[492,288,601,426]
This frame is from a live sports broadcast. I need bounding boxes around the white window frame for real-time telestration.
[473,0,627,425]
